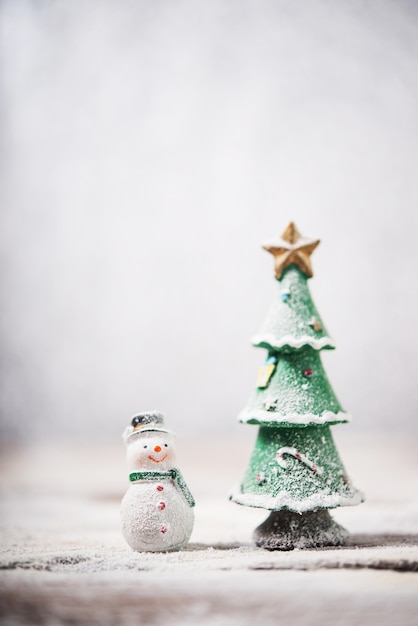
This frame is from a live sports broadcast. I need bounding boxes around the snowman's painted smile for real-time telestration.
[148,454,168,463]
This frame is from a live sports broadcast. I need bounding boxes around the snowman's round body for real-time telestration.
[121,429,194,552]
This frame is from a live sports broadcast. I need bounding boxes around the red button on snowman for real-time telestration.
[121,411,195,552]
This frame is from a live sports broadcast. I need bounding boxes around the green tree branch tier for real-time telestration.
[251,265,335,352]
[233,425,360,512]
[230,222,363,550]
[239,348,349,426]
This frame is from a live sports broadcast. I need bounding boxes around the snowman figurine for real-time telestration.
[121,411,195,552]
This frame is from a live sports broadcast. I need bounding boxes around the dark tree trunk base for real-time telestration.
[253,509,348,551]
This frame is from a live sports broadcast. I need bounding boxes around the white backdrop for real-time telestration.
[1,0,417,441]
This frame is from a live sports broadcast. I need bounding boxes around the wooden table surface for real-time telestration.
[1,432,417,625]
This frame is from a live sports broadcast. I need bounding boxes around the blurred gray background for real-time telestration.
[1,0,417,442]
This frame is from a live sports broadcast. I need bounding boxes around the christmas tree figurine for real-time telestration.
[230,222,363,550]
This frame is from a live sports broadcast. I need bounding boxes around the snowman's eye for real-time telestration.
[143,445,148,449]
[164,444,168,447]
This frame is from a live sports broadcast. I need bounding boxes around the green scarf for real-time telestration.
[129,468,195,507]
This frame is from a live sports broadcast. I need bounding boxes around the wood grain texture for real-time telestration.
[0,436,417,625]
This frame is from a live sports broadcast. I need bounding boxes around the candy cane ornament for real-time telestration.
[276,447,323,475]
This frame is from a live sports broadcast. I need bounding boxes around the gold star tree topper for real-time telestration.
[262,222,320,279]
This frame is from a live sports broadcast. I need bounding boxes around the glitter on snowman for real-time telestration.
[121,411,195,552]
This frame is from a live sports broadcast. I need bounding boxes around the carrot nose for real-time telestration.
[154,445,162,453]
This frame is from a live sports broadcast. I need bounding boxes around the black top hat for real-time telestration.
[123,410,169,443]
[131,411,165,429]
